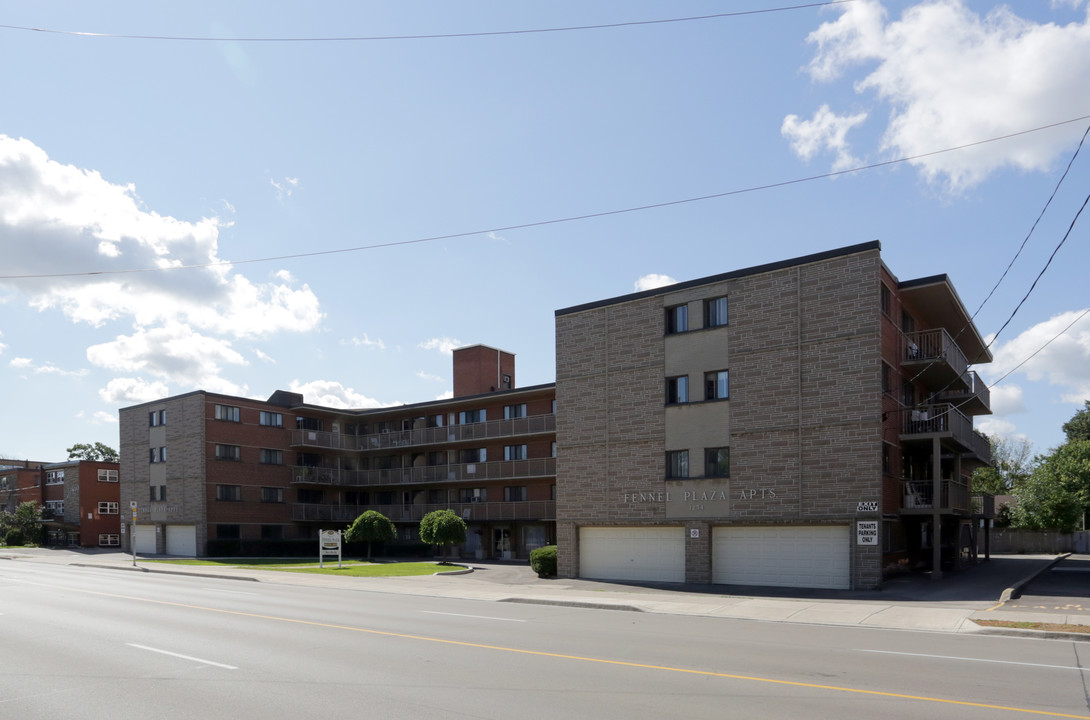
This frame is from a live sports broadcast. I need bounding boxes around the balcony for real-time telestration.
[934,370,991,416]
[902,328,969,390]
[291,457,556,488]
[292,500,556,524]
[290,413,556,451]
[902,479,971,514]
[971,493,995,519]
[900,404,978,453]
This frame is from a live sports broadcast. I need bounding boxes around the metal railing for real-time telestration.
[902,479,971,513]
[290,413,555,451]
[900,404,976,450]
[291,457,556,487]
[903,328,969,381]
[935,370,991,413]
[292,500,556,524]
[971,493,995,519]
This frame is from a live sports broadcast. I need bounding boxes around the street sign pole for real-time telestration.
[130,501,138,567]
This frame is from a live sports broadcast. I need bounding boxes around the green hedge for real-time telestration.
[529,545,557,578]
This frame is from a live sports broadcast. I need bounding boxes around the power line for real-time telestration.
[0,2,857,42]
[2,113,1088,282]
[989,307,1090,390]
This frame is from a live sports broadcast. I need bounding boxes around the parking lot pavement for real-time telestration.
[1000,554,1090,614]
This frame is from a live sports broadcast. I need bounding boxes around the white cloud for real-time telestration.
[87,323,248,394]
[254,349,275,363]
[270,176,300,200]
[986,308,1090,403]
[287,379,392,409]
[791,0,1090,188]
[93,411,118,425]
[417,371,442,382]
[435,390,454,401]
[99,377,171,405]
[419,337,462,355]
[33,363,89,378]
[987,383,1026,416]
[634,274,678,292]
[344,334,386,350]
[781,105,868,171]
[975,417,1030,443]
[9,356,32,368]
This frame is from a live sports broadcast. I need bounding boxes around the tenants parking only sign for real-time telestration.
[856,521,879,546]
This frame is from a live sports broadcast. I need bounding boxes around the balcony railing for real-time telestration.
[292,500,556,524]
[935,370,991,416]
[902,328,969,390]
[902,479,971,513]
[968,430,992,465]
[900,404,978,451]
[971,493,995,519]
[291,413,556,451]
[291,457,556,488]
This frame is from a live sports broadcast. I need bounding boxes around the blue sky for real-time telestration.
[1,0,1089,463]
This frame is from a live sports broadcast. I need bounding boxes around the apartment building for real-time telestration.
[0,459,121,547]
[554,241,992,590]
[118,345,557,558]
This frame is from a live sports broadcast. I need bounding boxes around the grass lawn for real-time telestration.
[144,558,466,577]
[974,619,1090,634]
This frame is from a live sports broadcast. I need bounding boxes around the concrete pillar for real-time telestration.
[931,437,942,580]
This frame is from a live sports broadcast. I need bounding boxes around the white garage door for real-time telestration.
[579,527,685,583]
[132,525,157,555]
[713,525,850,590]
[165,525,197,556]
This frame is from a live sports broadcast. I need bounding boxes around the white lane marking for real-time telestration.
[200,587,260,595]
[421,611,527,623]
[862,649,1089,673]
[126,643,238,669]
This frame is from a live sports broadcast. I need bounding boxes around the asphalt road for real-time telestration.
[1006,554,1090,614]
[4,560,1090,720]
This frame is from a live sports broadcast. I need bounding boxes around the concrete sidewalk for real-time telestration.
[3,547,1082,639]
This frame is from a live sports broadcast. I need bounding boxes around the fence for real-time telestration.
[982,528,1090,554]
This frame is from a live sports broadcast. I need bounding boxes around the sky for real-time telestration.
[1,0,1089,463]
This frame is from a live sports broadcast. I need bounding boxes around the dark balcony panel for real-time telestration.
[902,479,970,514]
[292,500,556,524]
[902,329,969,391]
[935,370,991,416]
[291,458,556,488]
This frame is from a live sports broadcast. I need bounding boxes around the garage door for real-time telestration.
[132,525,157,555]
[165,525,197,556]
[579,527,685,583]
[713,525,850,589]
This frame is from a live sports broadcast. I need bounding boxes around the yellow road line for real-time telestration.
[18,577,1090,719]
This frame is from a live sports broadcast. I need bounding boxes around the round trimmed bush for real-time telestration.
[529,545,557,578]
[4,529,26,547]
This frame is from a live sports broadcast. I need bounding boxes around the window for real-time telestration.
[260,411,283,427]
[502,373,512,389]
[149,447,166,463]
[704,296,728,328]
[665,304,688,334]
[459,409,486,424]
[149,409,166,426]
[504,486,528,502]
[297,489,323,504]
[901,311,915,334]
[296,416,323,431]
[504,444,527,461]
[880,284,892,317]
[666,450,689,479]
[150,485,166,502]
[261,525,284,540]
[45,500,64,514]
[427,451,446,466]
[881,363,892,394]
[704,447,730,477]
[551,441,557,458]
[427,414,444,428]
[459,488,487,503]
[705,370,729,401]
[260,487,284,503]
[216,524,241,540]
[215,444,241,461]
[461,448,487,464]
[260,449,283,465]
[504,403,527,419]
[99,534,120,547]
[666,375,689,404]
[214,404,240,422]
[552,399,557,414]
[98,468,119,482]
[216,484,242,501]
[98,501,119,515]
[45,470,64,484]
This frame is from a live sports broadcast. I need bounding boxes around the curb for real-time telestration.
[969,623,1090,643]
[69,562,260,582]
[998,553,1071,602]
[500,597,644,612]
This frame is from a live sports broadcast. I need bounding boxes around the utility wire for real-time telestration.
[2,113,1088,282]
[0,2,856,42]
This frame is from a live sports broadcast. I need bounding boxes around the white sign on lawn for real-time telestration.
[319,529,342,568]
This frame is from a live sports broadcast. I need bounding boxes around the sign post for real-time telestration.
[319,529,342,569]
[130,501,139,566]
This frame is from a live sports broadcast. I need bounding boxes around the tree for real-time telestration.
[343,510,396,561]
[66,442,119,463]
[1013,440,1090,533]
[971,434,1035,496]
[418,509,467,562]
[0,501,43,545]
[1062,401,1090,443]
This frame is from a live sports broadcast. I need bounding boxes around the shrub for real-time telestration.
[5,529,26,547]
[529,545,557,578]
